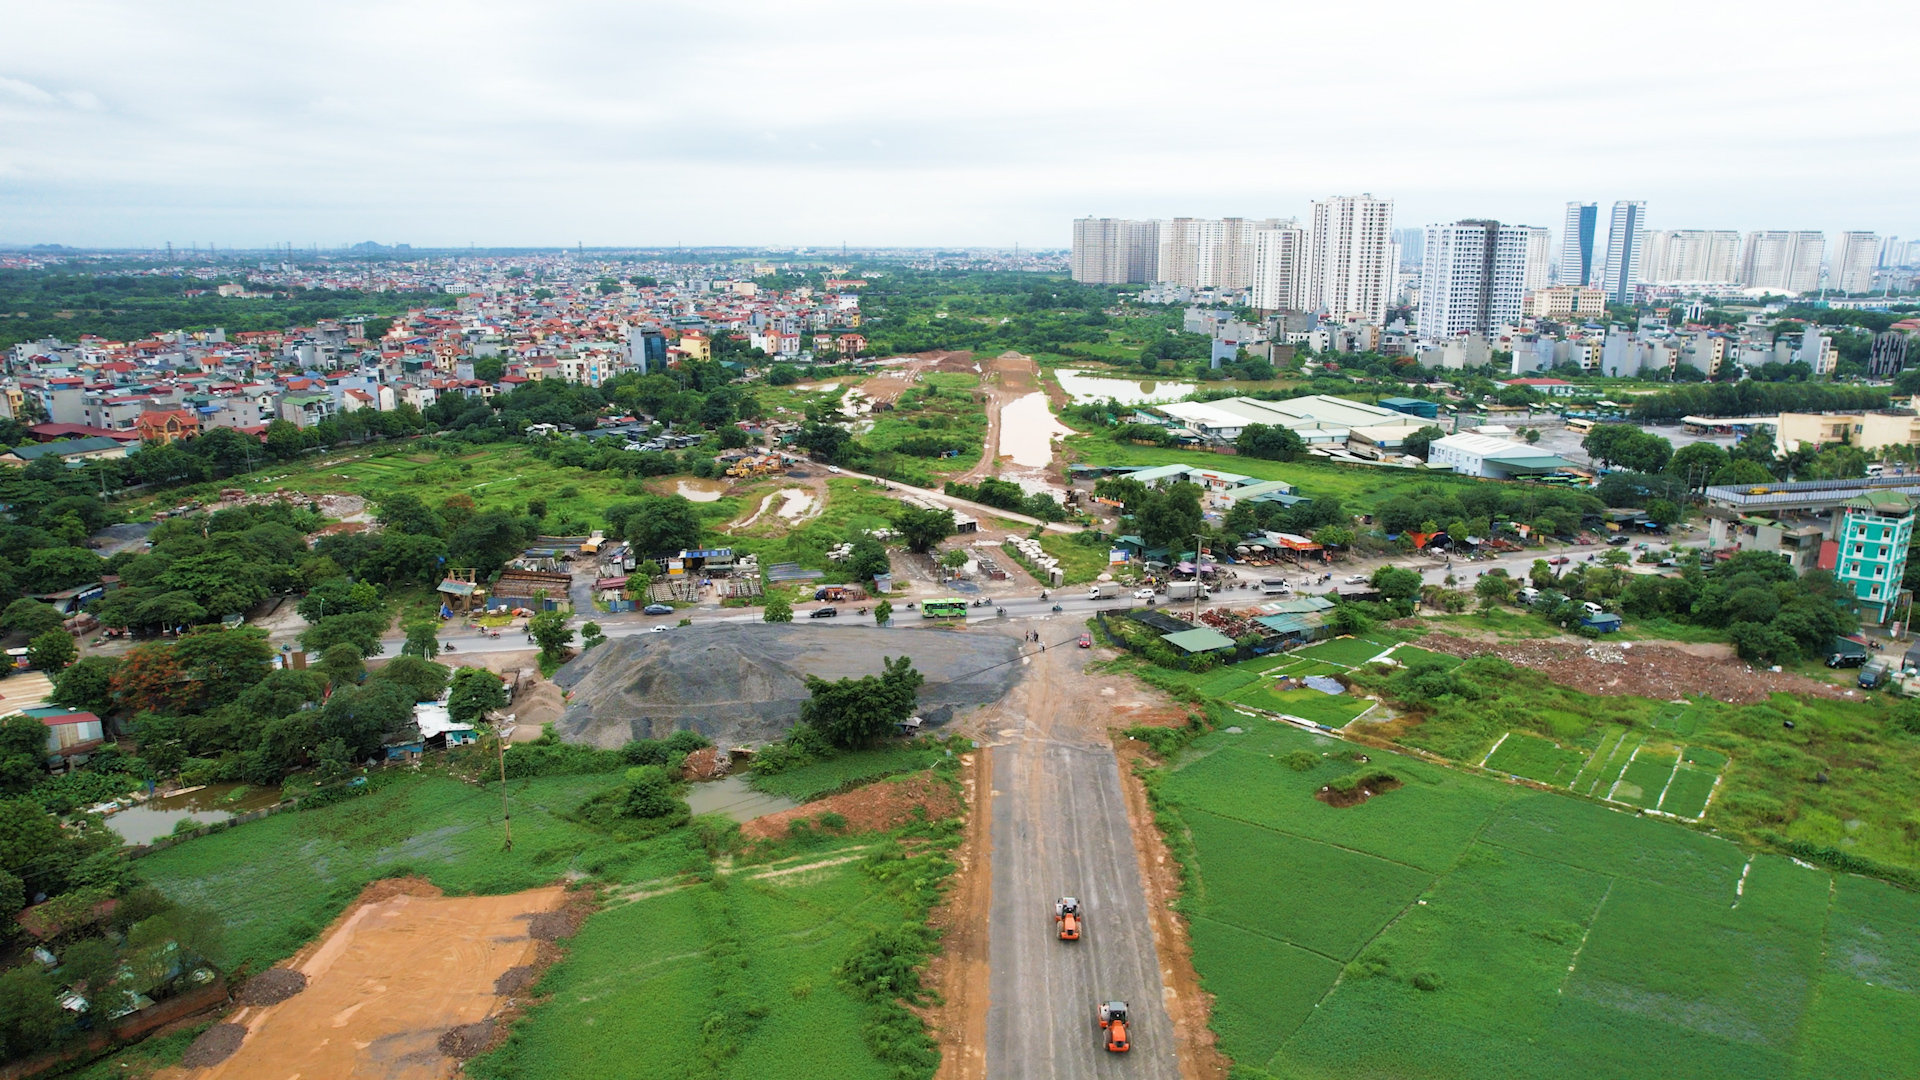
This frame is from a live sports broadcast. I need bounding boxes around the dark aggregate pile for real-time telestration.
[180,1024,247,1067]
[494,965,538,995]
[237,967,308,1006]
[527,909,583,941]
[553,622,1022,749]
[438,1021,495,1059]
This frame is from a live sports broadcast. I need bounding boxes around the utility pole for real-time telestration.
[1193,532,1208,623]
[497,737,513,851]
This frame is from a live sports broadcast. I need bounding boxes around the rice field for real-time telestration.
[1481,732,1585,785]
[1152,721,1920,1079]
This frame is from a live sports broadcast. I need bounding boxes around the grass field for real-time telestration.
[1482,732,1585,785]
[749,746,944,801]
[1224,684,1373,727]
[469,843,918,1080]
[1064,434,1487,514]
[1293,634,1405,667]
[1149,720,1920,1079]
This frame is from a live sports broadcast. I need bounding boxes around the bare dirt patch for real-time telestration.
[1408,632,1853,704]
[1314,776,1403,808]
[740,772,961,840]
[921,752,990,1080]
[171,880,566,1079]
[235,968,306,1007]
[493,965,538,996]
[178,1024,246,1069]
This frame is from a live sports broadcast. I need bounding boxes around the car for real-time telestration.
[644,603,674,616]
[1548,556,1571,565]
[1078,634,1092,649]
[1607,534,1632,545]
[827,465,842,474]
[650,625,668,633]
[1344,574,1369,585]
[1132,589,1155,600]
[809,606,839,618]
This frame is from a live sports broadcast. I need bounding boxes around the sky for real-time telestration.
[2,0,1916,250]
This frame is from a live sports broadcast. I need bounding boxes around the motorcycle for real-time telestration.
[443,642,456,652]
[856,607,868,616]
[1051,604,1063,612]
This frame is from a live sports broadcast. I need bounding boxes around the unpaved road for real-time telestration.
[982,636,1182,1080]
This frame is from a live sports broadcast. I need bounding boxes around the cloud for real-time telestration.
[0,76,55,105]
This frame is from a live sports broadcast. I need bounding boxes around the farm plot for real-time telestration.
[1147,723,1918,1079]
[1610,746,1680,807]
[1482,732,1586,786]
[1294,635,1402,668]
[1224,685,1374,727]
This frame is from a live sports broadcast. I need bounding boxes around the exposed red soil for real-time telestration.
[1315,776,1403,808]
[740,771,962,840]
[680,745,725,779]
[1408,632,1854,704]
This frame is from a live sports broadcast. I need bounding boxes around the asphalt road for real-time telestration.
[984,644,1181,1080]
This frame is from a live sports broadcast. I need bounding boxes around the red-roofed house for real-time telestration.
[134,409,200,444]
[40,712,105,756]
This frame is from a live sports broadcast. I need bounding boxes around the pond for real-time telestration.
[674,478,729,502]
[105,783,284,845]
[997,393,1073,469]
[1054,369,1196,406]
[683,775,800,823]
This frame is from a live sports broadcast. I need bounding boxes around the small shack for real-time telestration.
[1579,612,1624,634]
[1161,627,1237,656]
[491,569,574,612]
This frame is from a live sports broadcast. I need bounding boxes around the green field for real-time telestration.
[1224,684,1373,727]
[749,746,944,801]
[1294,635,1403,667]
[1150,721,1920,1079]
[1482,732,1585,785]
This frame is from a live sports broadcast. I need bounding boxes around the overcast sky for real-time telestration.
[2,0,1916,250]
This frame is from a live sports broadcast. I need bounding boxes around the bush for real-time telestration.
[1281,750,1320,771]
[1326,768,1397,794]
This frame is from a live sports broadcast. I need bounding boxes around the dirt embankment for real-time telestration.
[740,771,961,840]
[1408,632,1856,704]
[919,751,990,1080]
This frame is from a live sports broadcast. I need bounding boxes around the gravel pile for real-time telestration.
[527,909,584,941]
[494,965,538,995]
[438,1021,495,1059]
[181,1024,247,1067]
[238,968,308,1006]
[553,623,1022,749]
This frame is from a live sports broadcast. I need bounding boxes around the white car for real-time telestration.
[650,625,669,633]
[1133,589,1155,600]
[827,465,842,474]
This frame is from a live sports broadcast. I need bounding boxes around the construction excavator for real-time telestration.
[1098,1000,1131,1053]
[1054,897,1081,941]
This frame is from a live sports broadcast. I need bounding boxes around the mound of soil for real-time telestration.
[494,965,538,996]
[438,1020,495,1059]
[238,968,308,1006]
[181,1023,247,1067]
[1316,777,1402,808]
[742,772,961,840]
[1409,632,1852,704]
[553,623,1022,749]
[526,908,585,941]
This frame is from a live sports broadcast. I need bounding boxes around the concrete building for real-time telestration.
[1644,230,1742,284]
[1520,226,1552,291]
[1832,232,1880,294]
[1426,432,1576,479]
[1595,200,1647,303]
[1832,491,1914,624]
[1772,406,1920,458]
[1740,231,1825,293]
[1251,221,1309,312]
[1522,285,1607,320]
[1418,221,1531,340]
[1559,202,1598,286]
[1071,218,1161,285]
[1308,194,1395,324]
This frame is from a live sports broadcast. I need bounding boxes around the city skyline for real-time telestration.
[2,0,1916,248]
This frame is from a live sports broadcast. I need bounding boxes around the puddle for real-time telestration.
[1055,369,1196,405]
[998,393,1073,468]
[106,783,283,845]
[775,489,815,519]
[674,479,728,502]
[684,775,801,822]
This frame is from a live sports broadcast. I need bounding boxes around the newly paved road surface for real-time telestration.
[984,649,1181,1080]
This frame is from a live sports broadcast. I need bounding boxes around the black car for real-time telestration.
[643,603,674,616]
[809,606,839,619]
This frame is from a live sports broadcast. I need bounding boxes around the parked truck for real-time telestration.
[1087,584,1117,600]
[1860,656,1894,690]
[1165,581,1210,601]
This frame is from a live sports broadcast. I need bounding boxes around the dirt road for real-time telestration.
[980,633,1182,1080]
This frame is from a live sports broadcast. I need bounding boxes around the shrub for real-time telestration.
[1281,750,1320,771]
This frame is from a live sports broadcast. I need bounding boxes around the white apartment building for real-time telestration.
[1308,194,1395,324]
[1595,201,1647,303]
[1831,232,1880,294]
[1155,218,1272,291]
[1644,230,1741,284]
[1418,221,1531,341]
[1740,231,1825,293]
[1070,218,1161,284]
[1251,221,1310,312]
[1520,226,1551,291]
[1559,202,1598,286]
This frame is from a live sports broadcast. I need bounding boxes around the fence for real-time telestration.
[0,978,230,1080]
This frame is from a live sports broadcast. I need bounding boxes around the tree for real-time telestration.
[367,655,450,703]
[173,628,273,705]
[111,643,191,714]
[892,506,956,554]
[1404,425,1447,461]
[0,714,47,795]
[799,655,923,749]
[846,536,891,583]
[529,610,574,665]
[448,511,534,575]
[622,765,685,819]
[1647,499,1681,527]
[1134,483,1205,550]
[264,418,306,460]
[764,594,794,623]
[377,493,447,537]
[1236,423,1306,461]
[1312,524,1355,549]
[1474,573,1514,610]
[1529,559,1556,590]
[317,681,412,760]
[874,600,893,626]
[401,620,440,659]
[0,966,67,1060]
[582,621,606,649]
[1,599,63,638]
[52,655,120,716]
[447,667,508,725]
[26,630,75,673]
[1805,444,1869,481]
[618,495,703,557]
[317,643,366,687]
[21,546,106,594]
[1371,566,1423,607]
[300,611,388,657]
[1711,459,1773,486]
[1665,441,1729,485]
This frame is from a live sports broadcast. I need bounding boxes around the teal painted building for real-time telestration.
[1832,491,1914,624]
